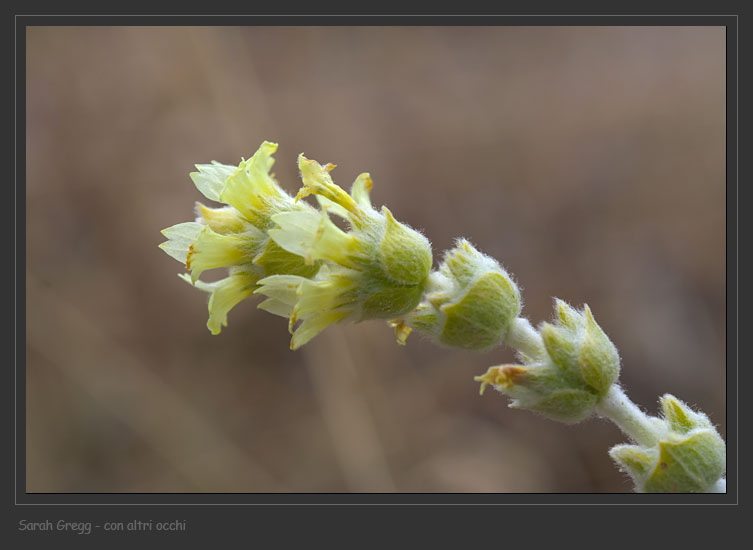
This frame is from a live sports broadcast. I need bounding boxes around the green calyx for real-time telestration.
[440,271,520,349]
[475,300,620,423]
[377,207,432,287]
[355,205,432,320]
[523,388,599,423]
[359,271,427,320]
[540,301,620,398]
[403,239,521,351]
[609,395,725,493]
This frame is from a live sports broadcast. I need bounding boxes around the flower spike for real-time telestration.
[161,140,726,493]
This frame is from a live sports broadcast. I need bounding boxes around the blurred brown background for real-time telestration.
[26,26,726,493]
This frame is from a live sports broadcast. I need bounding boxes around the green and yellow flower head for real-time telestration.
[159,141,318,335]
[475,300,621,423]
[255,154,433,349]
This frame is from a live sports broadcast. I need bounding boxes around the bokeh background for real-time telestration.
[26,26,726,493]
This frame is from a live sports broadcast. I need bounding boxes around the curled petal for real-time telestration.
[308,172,372,220]
[350,173,373,209]
[297,154,366,226]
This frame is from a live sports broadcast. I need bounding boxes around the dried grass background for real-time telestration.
[26,26,726,493]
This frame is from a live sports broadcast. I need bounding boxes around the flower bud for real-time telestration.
[540,300,620,397]
[474,300,620,423]
[609,395,725,492]
[402,240,521,350]
[475,364,599,423]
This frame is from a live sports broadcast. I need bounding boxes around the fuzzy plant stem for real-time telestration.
[506,317,546,359]
[595,385,659,448]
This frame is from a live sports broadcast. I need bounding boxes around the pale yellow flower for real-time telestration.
[256,154,433,349]
[159,142,318,335]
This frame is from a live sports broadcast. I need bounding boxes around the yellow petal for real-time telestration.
[297,154,366,226]
[312,194,351,220]
[293,272,357,318]
[186,226,251,282]
[159,222,204,264]
[190,161,237,202]
[254,274,306,311]
[179,271,257,335]
[350,173,373,209]
[269,210,365,269]
[195,203,250,235]
[257,297,295,318]
[206,272,257,335]
[219,141,284,224]
[290,310,349,350]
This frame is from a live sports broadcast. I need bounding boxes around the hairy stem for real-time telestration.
[596,385,660,447]
[506,317,545,359]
